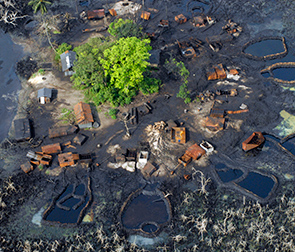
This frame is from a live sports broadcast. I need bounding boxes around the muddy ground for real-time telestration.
[1,0,295,251]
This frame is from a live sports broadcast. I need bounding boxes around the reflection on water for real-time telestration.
[0,30,23,142]
[272,67,295,81]
[217,169,243,183]
[238,172,275,198]
[282,139,295,156]
[122,194,169,230]
[45,184,89,224]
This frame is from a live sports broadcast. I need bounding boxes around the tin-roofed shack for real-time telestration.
[60,50,76,76]
[37,88,52,104]
[74,102,94,129]
[14,118,31,141]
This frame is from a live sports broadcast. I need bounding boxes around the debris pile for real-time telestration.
[145,121,168,154]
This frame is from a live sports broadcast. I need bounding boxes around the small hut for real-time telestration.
[37,88,52,104]
[74,102,94,129]
[60,50,76,76]
[14,118,31,141]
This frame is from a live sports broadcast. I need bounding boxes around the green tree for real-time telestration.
[72,37,159,107]
[71,37,115,105]
[55,43,72,62]
[101,37,151,96]
[28,0,52,14]
[108,19,143,39]
[164,58,191,103]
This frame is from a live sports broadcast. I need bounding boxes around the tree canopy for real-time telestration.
[100,37,151,96]
[108,18,143,39]
[71,36,159,107]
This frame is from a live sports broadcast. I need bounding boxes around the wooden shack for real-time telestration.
[14,118,31,141]
[141,11,151,20]
[175,14,187,24]
[74,102,94,129]
[142,162,157,176]
[49,125,78,139]
[21,161,33,173]
[41,143,62,154]
[205,117,225,131]
[207,64,227,80]
[58,152,80,168]
[185,144,206,160]
[86,9,105,19]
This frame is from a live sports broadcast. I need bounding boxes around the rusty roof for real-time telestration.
[74,102,94,125]
[185,144,206,160]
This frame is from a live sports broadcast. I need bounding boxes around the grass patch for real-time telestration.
[59,108,75,124]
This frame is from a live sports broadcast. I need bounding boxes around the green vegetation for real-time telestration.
[108,18,143,39]
[28,0,52,14]
[108,108,118,119]
[59,108,75,124]
[54,43,72,62]
[38,69,45,75]
[164,58,191,103]
[72,37,159,107]
[38,164,43,170]
[100,37,152,104]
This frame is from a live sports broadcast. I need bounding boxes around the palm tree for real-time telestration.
[28,0,52,15]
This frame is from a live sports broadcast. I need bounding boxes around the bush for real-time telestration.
[38,69,45,75]
[108,108,118,119]
[59,108,75,124]
[165,58,191,103]
[54,43,72,62]
[108,18,142,39]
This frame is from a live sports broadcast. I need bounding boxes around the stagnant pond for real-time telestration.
[272,67,295,81]
[215,163,275,199]
[45,184,89,224]
[237,172,275,199]
[122,194,169,232]
[244,39,285,57]
[265,134,295,156]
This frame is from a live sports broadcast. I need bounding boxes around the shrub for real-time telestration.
[54,43,72,62]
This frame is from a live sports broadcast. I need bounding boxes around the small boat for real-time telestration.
[242,132,265,152]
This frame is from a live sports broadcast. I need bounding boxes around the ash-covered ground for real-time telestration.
[1,0,295,251]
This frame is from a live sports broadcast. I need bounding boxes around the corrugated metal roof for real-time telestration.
[74,102,94,125]
[37,87,52,98]
[60,50,76,72]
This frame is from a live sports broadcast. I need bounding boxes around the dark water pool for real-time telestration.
[45,184,89,224]
[272,67,295,81]
[215,163,227,170]
[244,40,285,57]
[217,169,243,183]
[74,184,85,195]
[122,194,169,230]
[282,139,295,156]
[261,72,271,78]
[238,172,275,198]
[141,223,159,233]
[265,134,295,155]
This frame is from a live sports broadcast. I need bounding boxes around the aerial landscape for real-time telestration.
[1,0,295,251]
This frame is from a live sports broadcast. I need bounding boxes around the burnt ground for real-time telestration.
[1,0,295,251]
